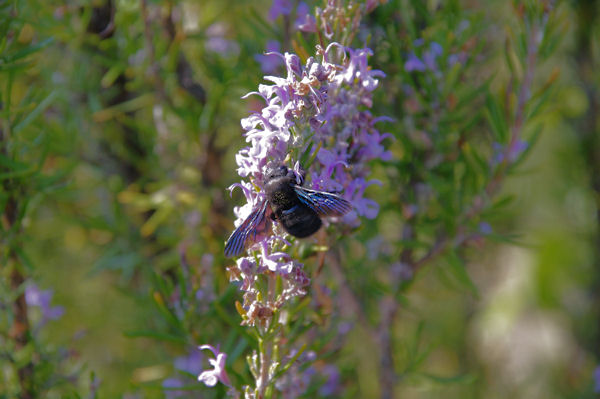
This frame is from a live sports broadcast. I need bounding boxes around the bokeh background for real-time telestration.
[1,0,599,398]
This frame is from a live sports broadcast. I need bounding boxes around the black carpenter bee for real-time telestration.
[224,165,352,257]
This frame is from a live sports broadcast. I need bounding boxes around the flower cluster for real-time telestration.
[404,37,470,76]
[492,139,528,165]
[227,43,388,326]
[268,0,385,37]
[25,283,65,329]
[404,41,444,73]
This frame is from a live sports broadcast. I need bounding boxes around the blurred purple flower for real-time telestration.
[404,53,426,72]
[390,261,413,284]
[594,366,600,393]
[405,42,443,73]
[275,354,340,398]
[255,40,283,74]
[366,0,382,12]
[25,284,65,326]
[162,348,204,398]
[198,345,231,387]
[162,378,185,399]
[478,222,493,235]
[319,364,341,396]
[269,0,292,20]
[509,139,529,160]
[493,139,528,165]
[205,23,239,56]
[295,2,316,32]
[275,350,317,398]
[424,42,443,69]
[175,347,204,375]
[448,51,468,67]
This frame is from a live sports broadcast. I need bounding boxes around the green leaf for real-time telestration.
[213,302,254,341]
[445,250,479,297]
[299,140,314,167]
[90,250,142,276]
[526,86,554,120]
[227,336,250,364]
[489,194,516,211]
[271,344,307,381]
[123,330,186,344]
[0,153,28,171]
[455,77,491,110]
[443,62,462,96]
[0,37,54,64]
[13,91,58,134]
[417,372,477,385]
[248,7,279,38]
[13,342,35,368]
[0,165,36,180]
[485,93,508,141]
[151,288,185,332]
[14,246,34,273]
[0,59,33,72]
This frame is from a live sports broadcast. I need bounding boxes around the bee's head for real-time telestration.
[267,165,289,180]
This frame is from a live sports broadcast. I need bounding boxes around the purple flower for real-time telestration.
[404,53,426,72]
[228,43,387,326]
[594,366,600,393]
[405,41,444,73]
[25,284,65,325]
[253,49,378,204]
[493,139,528,165]
[162,378,185,399]
[163,348,206,397]
[205,23,239,56]
[509,139,529,160]
[390,262,413,284]
[423,41,443,70]
[319,364,341,396]
[175,347,204,375]
[478,222,493,235]
[255,40,283,74]
[274,350,317,398]
[295,2,316,32]
[405,40,453,77]
[235,43,387,238]
[275,354,341,398]
[366,0,382,12]
[448,51,468,67]
[269,0,292,20]
[198,345,231,387]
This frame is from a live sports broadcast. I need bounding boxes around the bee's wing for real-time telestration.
[293,185,352,217]
[224,200,268,258]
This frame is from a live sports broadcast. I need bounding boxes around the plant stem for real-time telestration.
[256,273,277,398]
[1,127,34,399]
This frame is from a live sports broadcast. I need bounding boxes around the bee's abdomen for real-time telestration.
[279,205,322,238]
